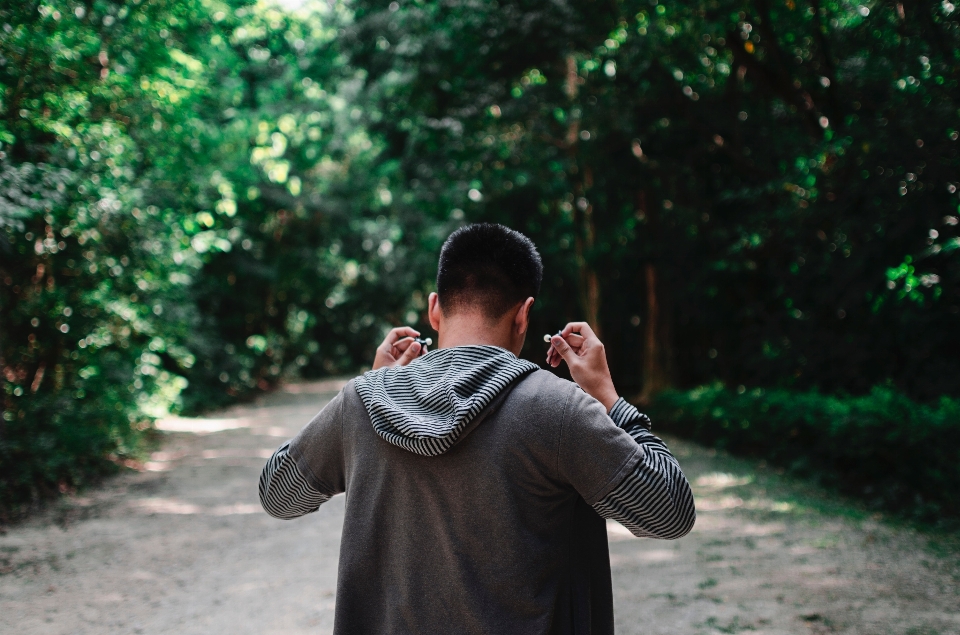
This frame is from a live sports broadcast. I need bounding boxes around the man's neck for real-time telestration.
[436,313,516,354]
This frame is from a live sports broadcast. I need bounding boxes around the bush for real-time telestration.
[649,385,960,520]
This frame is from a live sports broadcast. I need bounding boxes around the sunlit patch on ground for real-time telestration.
[694,472,754,489]
[694,495,744,511]
[281,379,349,394]
[199,449,275,460]
[155,416,253,434]
[130,498,262,516]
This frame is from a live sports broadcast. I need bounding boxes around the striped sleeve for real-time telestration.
[258,441,330,520]
[592,398,696,539]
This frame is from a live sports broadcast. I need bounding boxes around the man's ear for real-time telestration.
[514,297,535,335]
[428,292,442,331]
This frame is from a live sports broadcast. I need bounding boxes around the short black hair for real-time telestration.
[437,223,543,319]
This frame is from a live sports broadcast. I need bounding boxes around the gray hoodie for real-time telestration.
[260,345,695,634]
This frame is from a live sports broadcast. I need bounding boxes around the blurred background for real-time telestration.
[1,0,959,524]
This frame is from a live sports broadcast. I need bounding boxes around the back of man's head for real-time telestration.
[437,224,543,320]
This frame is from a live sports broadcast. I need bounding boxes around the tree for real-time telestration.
[347,0,960,400]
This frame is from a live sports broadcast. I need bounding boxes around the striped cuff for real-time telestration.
[259,442,330,519]
[608,397,652,431]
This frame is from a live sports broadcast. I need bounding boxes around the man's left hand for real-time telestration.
[372,327,427,370]
[547,322,619,411]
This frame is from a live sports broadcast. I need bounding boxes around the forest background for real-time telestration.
[2,0,959,522]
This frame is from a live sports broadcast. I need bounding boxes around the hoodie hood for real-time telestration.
[354,345,539,456]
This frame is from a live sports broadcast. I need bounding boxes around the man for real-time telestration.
[259,223,696,634]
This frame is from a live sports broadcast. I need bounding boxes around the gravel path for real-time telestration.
[2,382,959,635]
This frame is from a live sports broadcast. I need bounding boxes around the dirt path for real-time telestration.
[2,382,959,635]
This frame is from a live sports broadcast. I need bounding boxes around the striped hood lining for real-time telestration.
[354,345,539,456]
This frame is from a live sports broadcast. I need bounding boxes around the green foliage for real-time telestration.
[0,0,442,516]
[650,385,960,519]
[349,0,960,396]
[175,0,452,412]
[0,0,221,514]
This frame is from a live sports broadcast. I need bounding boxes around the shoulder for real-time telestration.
[513,369,609,422]
[515,367,574,391]
[508,369,582,412]
[343,377,358,397]
[340,378,367,413]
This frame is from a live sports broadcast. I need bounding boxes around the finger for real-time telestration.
[549,349,562,368]
[393,337,415,352]
[382,326,420,347]
[550,335,578,366]
[548,342,563,362]
[391,337,416,359]
[548,336,583,364]
[561,322,597,341]
[397,341,421,366]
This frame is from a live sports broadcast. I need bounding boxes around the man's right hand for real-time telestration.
[547,322,620,411]
[373,327,426,370]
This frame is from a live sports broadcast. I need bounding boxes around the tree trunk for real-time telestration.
[564,57,601,336]
[638,263,668,405]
